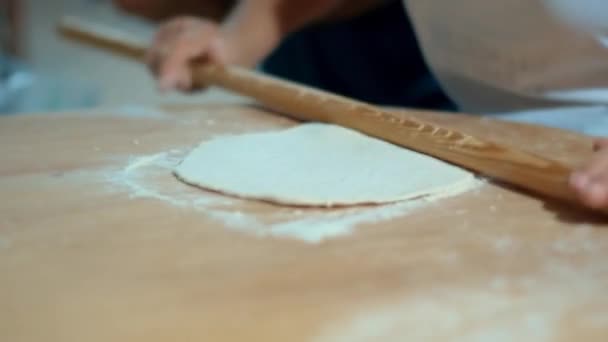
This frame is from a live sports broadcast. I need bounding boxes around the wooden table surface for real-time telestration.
[2,103,608,341]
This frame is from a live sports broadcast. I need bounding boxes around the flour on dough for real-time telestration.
[174,123,475,207]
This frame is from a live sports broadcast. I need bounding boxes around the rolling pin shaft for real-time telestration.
[58,16,585,211]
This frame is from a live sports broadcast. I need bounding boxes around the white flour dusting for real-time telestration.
[105,151,482,243]
[316,263,608,342]
[267,182,480,243]
[314,221,608,341]
[106,151,233,208]
[0,237,11,250]
[490,277,508,291]
[317,292,557,341]
[493,236,516,254]
[552,225,597,254]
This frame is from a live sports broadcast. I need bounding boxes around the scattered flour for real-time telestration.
[312,222,608,341]
[437,251,460,264]
[490,276,508,291]
[0,237,11,250]
[493,236,516,254]
[104,151,482,244]
[552,225,598,255]
[106,151,233,208]
[316,291,558,341]
[315,263,608,342]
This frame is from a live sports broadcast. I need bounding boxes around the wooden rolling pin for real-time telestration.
[58,16,586,211]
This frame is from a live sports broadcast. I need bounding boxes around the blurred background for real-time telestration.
[0,0,238,115]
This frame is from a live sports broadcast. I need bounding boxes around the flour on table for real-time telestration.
[174,123,475,207]
[315,243,608,342]
[105,150,481,244]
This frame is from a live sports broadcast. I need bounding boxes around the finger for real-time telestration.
[208,37,228,65]
[571,169,603,208]
[161,38,219,91]
[593,138,608,151]
[148,18,194,76]
[159,53,194,91]
[578,181,608,209]
[583,152,608,185]
[148,32,176,76]
[570,171,591,192]
[154,19,219,91]
[571,150,608,208]
[145,44,163,76]
[146,35,163,75]
[159,40,210,91]
[175,66,194,92]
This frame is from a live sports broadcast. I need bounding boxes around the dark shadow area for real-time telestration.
[542,200,608,225]
[493,180,608,225]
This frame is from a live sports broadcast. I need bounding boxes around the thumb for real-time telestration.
[593,138,608,151]
[208,37,231,65]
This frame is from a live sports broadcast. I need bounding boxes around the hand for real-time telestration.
[569,138,608,209]
[146,16,235,92]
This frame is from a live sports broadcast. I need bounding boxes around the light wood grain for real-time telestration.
[1,104,608,342]
[58,16,595,213]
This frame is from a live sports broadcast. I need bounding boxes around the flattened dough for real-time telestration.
[174,123,475,207]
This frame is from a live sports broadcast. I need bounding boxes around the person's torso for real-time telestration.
[262,0,455,111]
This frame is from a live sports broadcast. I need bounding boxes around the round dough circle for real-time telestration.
[174,123,475,207]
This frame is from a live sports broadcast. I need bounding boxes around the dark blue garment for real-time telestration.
[261,0,455,111]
